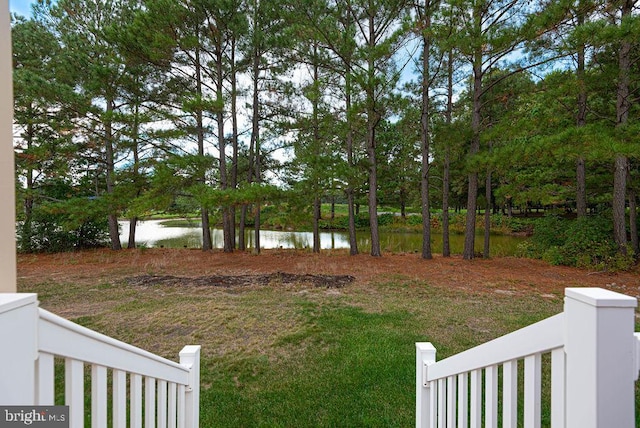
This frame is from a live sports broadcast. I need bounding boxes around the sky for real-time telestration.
[9,0,34,17]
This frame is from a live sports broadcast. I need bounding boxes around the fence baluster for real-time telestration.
[429,381,437,428]
[146,376,157,428]
[550,348,565,427]
[177,384,186,428]
[113,370,127,427]
[446,376,456,428]
[437,378,446,428]
[168,382,178,428]
[457,373,468,428]
[91,365,107,428]
[524,354,541,428]
[502,360,518,428]
[158,380,168,428]
[485,365,498,428]
[131,373,143,428]
[65,358,84,428]
[35,352,55,405]
[469,369,482,428]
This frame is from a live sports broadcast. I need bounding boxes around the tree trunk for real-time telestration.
[105,97,122,251]
[613,0,632,254]
[239,88,254,253]
[331,196,335,220]
[251,44,261,254]
[344,12,358,256]
[216,42,233,253]
[367,121,381,257]
[127,219,137,249]
[239,206,247,251]
[313,197,321,253]
[367,9,381,257]
[442,49,453,257]
[575,5,587,218]
[230,37,239,250]
[463,52,483,260]
[420,6,432,260]
[576,157,586,217]
[613,156,628,253]
[195,43,212,251]
[22,115,35,251]
[442,148,451,257]
[484,171,491,258]
[128,102,141,249]
[347,190,358,255]
[463,171,478,259]
[312,45,321,254]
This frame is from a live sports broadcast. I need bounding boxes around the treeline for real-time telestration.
[11,0,639,262]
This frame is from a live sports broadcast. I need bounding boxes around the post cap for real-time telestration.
[565,287,637,308]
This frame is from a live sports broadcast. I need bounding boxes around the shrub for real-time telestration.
[407,215,423,226]
[525,214,635,271]
[531,215,566,250]
[377,213,395,226]
[18,211,109,253]
[542,246,564,266]
[515,240,537,258]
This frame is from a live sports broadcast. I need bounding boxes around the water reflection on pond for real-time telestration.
[119,220,526,256]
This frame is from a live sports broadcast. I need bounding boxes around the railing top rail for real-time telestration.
[38,308,190,384]
[427,313,564,381]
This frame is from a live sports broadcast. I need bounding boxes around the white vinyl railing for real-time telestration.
[416,287,639,428]
[0,293,200,428]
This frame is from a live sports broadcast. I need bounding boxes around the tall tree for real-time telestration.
[204,0,246,253]
[612,0,634,254]
[574,0,593,218]
[448,0,561,259]
[442,48,456,257]
[350,0,409,257]
[297,0,363,255]
[12,16,77,251]
[415,0,441,260]
[242,0,292,253]
[45,0,150,251]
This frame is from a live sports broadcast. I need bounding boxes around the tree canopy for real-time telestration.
[11,0,639,262]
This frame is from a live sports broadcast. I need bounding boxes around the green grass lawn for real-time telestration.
[20,273,570,427]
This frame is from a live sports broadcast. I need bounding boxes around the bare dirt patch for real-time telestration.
[126,272,355,288]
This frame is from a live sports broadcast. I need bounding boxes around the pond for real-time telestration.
[119,220,527,256]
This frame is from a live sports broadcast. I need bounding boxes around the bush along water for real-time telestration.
[516,214,636,271]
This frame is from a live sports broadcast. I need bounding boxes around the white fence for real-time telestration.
[0,293,201,428]
[416,287,639,428]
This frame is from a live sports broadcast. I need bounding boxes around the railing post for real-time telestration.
[179,345,201,428]
[416,342,436,428]
[0,0,17,294]
[0,294,38,404]
[564,287,637,428]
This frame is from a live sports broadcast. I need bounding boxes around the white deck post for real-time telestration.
[0,294,38,403]
[416,342,436,428]
[564,287,637,428]
[0,0,17,294]
[179,345,201,428]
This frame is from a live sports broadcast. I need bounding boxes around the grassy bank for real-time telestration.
[19,264,565,426]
